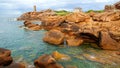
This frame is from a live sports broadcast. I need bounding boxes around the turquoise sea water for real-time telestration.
[0,14,119,68]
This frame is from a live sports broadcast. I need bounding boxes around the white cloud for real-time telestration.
[0,0,120,11]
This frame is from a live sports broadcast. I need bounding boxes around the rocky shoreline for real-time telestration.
[17,10,120,67]
[18,10,120,51]
[1,1,120,68]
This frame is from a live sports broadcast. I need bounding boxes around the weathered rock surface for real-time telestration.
[24,21,42,31]
[0,48,25,68]
[18,9,56,21]
[66,12,91,23]
[34,54,63,68]
[52,51,71,61]
[43,29,64,45]
[3,63,25,68]
[104,5,115,11]
[41,16,65,30]
[114,1,120,10]
[99,32,120,50]
[66,36,83,46]
[92,11,120,22]
[0,48,13,66]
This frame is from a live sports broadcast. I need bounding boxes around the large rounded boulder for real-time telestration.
[0,48,13,66]
[43,29,65,45]
[34,54,63,68]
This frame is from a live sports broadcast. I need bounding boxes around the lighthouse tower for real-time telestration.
[33,5,37,12]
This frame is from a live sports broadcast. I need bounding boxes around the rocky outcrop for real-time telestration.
[41,16,65,30]
[99,32,120,50]
[34,54,63,68]
[17,9,56,21]
[114,1,120,10]
[3,63,25,68]
[104,5,115,11]
[0,48,13,66]
[0,48,25,68]
[92,11,120,22]
[66,36,83,46]
[66,12,91,23]
[24,21,42,31]
[43,29,65,45]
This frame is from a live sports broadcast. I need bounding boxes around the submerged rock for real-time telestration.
[65,65,77,68]
[43,29,64,45]
[34,54,63,68]
[52,51,71,61]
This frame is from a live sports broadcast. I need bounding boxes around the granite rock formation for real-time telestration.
[0,48,25,68]
[34,54,63,68]
[43,29,64,45]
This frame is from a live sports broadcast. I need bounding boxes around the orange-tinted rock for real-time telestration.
[66,12,91,23]
[114,1,120,10]
[116,51,120,55]
[23,21,42,31]
[34,54,63,68]
[99,32,120,50]
[52,51,71,61]
[3,63,25,68]
[43,29,64,45]
[92,11,120,22]
[17,9,56,21]
[66,37,83,46]
[41,16,65,30]
[0,48,13,66]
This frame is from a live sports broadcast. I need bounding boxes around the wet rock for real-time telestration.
[52,51,71,61]
[34,54,63,68]
[66,12,91,23]
[99,32,120,50]
[43,29,64,45]
[0,48,13,66]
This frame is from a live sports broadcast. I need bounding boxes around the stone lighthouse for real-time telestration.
[33,5,37,12]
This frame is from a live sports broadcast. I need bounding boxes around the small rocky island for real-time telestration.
[1,1,120,68]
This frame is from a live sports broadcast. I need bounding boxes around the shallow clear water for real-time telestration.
[0,15,119,68]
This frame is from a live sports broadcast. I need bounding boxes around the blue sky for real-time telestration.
[0,0,119,15]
